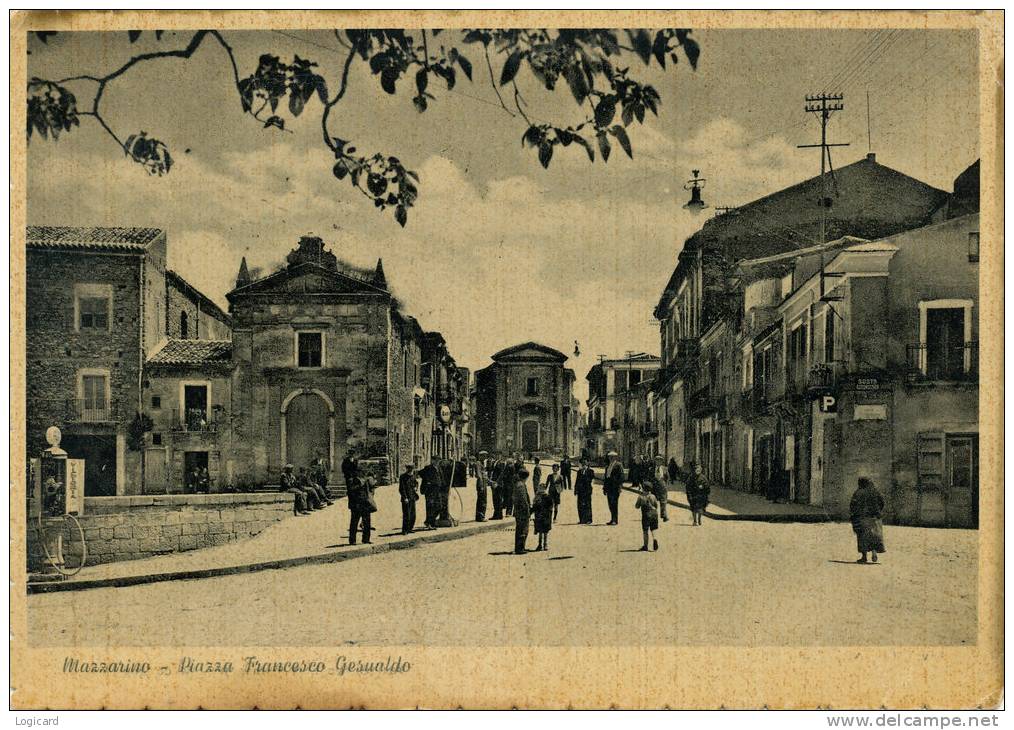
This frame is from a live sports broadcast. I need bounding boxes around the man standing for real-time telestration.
[341,448,358,487]
[501,459,516,518]
[436,457,454,526]
[532,457,543,492]
[399,464,419,535]
[603,450,624,525]
[651,455,669,522]
[474,452,489,522]
[574,457,595,524]
[512,466,532,555]
[560,455,573,491]
[490,456,505,520]
[419,456,442,528]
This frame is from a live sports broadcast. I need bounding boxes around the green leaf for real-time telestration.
[333,162,348,180]
[630,29,652,64]
[683,36,700,69]
[622,103,634,127]
[597,130,611,162]
[538,141,553,169]
[611,125,632,158]
[416,68,428,95]
[573,135,595,163]
[128,30,142,43]
[395,205,408,227]
[652,31,668,68]
[499,50,521,86]
[289,92,304,117]
[456,53,473,81]
[562,63,588,105]
[381,68,398,94]
[594,96,616,128]
[314,75,329,103]
[522,125,542,148]
[413,94,427,113]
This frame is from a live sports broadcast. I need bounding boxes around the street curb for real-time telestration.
[26,519,511,595]
[619,485,836,523]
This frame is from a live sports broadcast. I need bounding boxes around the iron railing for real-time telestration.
[906,342,978,382]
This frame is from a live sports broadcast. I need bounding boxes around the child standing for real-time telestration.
[634,483,660,552]
[545,463,564,522]
[532,482,554,551]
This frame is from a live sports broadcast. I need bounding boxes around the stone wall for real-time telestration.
[27,493,293,570]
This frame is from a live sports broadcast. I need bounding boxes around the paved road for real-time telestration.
[29,486,976,647]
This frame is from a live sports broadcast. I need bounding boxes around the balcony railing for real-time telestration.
[34,398,115,423]
[906,342,978,382]
[172,408,218,432]
[807,362,839,391]
[687,385,717,418]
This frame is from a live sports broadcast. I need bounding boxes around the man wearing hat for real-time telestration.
[474,452,489,521]
[281,464,311,516]
[603,450,625,525]
[574,456,595,524]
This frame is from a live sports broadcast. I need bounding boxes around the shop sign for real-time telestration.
[854,404,888,421]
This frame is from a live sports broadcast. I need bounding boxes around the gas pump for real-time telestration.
[28,426,87,579]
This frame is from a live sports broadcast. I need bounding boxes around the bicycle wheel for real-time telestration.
[36,512,88,577]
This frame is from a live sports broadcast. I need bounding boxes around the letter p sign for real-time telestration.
[820,395,837,413]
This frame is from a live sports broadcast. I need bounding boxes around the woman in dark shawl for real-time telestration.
[849,477,886,563]
[684,462,710,527]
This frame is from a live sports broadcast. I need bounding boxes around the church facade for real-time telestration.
[474,342,577,457]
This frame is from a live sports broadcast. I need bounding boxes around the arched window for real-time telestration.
[180,311,189,339]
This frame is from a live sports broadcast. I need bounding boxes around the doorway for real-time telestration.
[285,392,331,472]
[184,451,209,493]
[521,419,540,452]
[61,433,116,496]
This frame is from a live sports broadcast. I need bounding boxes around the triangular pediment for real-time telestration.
[227,262,387,300]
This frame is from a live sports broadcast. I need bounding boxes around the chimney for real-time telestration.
[866,152,876,162]
[373,258,388,289]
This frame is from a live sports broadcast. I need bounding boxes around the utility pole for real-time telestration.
[797,93,849,301]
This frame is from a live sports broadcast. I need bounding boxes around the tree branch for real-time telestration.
[483,45,515,118]
[321,47,356,152]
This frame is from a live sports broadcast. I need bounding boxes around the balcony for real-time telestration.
[806,362,839,392]
[32,398,116,424]
[906,342,978,383]
[172,408,219,433]
[687,385,718,418]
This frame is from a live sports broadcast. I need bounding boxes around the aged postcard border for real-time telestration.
[8,9,1003,710]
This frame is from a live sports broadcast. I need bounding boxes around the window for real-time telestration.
[78,372,109,421]
[787,321,808,385]
[630,369,642,388]
[182,383,210,431]
[180,311,189,339]
[151,433,163,446]
[614,370,628,393]
[151,396,162,409]
[526,377,539,396]
[79,296,109,330]
[297,331,323,368]
[968,232,979,263]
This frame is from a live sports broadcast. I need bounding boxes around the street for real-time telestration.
[29,485,976,648]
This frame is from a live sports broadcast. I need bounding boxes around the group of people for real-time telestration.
[398,455,468,536]
[281,457,335,515]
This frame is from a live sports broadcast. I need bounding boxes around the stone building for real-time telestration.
[474,342,576,457]
[653,154,951,472]
[25,226,230,496]
[224,234,459,486]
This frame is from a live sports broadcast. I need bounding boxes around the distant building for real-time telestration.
[474,342,576,456]
[584,353,661,461]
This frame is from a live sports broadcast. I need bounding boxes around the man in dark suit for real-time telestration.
[560,455,573,490]
[419,456,442,528]
[490,456,505,519]
[603,450,624,525]
[574,457,595,524]
[341,449,358,486]
[398,464,419,535]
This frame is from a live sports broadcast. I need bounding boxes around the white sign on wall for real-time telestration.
[854,404,888,421]
[66,459,85,515]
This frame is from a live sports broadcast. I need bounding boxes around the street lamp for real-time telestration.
[683,169,708,213]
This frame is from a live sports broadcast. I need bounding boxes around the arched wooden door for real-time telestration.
[285,392,330,470]
[521,419,540,452]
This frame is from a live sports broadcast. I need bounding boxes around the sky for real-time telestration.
[26,27,979,401]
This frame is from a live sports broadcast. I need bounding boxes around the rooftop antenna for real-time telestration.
[866,89,872,152]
